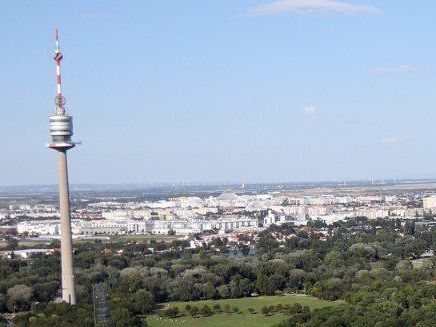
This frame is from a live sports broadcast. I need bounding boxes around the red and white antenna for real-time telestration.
[54,28,66,113]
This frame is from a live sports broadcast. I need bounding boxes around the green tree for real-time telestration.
[7,285,33,312]
[133,289,155,315]
[109,308,141,327]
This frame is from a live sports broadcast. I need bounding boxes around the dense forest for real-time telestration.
[0,217,435,326]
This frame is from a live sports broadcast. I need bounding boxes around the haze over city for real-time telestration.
[2,0,436,185]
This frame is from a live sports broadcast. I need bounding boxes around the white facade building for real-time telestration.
[423,196,436,210]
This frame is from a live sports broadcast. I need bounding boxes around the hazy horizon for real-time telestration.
[2,1,436,185]
[3,176,436,189]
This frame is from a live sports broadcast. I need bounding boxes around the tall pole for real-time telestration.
[47,29,77,304]
[58,150,76,304]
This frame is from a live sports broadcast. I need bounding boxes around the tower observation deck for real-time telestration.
[47,29,77,305]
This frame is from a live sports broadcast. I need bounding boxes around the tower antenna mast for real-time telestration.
[54,28,66,114]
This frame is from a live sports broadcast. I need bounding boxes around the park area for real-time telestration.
[147,295,340,327]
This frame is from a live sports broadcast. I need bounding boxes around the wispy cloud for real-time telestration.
[75,12,115,20]
[381,136,405,144]
[304,106,317,116]
[246,0,382,17]
[371,65,423,74]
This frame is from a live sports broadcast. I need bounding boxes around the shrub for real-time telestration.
[200,304,212,317]
[290,303,302,314]
[248,307,256,314]
[223,304,231,314]
[189,306,199,317]
[159,306,179,318]
[261,306,270,316]
[212,303,221,312]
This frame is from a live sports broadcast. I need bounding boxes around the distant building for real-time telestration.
[17,220,59,235]
[423,196,436,210]
[0,249,54,259]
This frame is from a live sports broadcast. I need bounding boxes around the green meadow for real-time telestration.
[147,295,339,327]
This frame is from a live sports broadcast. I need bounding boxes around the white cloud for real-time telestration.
[304,106,317,115]
[371,65,423,74]
[246,0,382,17]
[381,137,405,144]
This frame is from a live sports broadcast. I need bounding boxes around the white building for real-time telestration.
[79,217,129,235]
[17,220,59,235]
[423,196,436,210]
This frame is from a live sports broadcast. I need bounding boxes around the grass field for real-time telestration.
[147,295,339,327]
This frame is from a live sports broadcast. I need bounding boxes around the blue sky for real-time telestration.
[1,1,436,185]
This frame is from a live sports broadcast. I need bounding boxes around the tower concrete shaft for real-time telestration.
[58,150,76,304]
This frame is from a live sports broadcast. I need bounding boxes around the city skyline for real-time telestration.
[2,1,436,185]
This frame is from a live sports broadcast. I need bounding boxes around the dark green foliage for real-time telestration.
[188,305,199,317]
[109,307,142,326]
[212,303,221,312]
[13,302,94,326]
[223,304,231,314]
[200,304,212,316]
[261,305,270,316]
[159,306,179,318]
[132,289,155,315]
[1,217,435,326]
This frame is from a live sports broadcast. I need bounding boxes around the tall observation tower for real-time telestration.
[47,29,77,305]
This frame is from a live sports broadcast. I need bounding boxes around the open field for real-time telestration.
[147,295,339,327]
